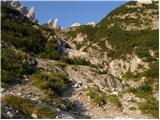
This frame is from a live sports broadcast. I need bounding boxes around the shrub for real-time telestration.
[128,85,152,98]
[107,95,122,108]
[1,48,36,87]
[85,87,106,106]
[3,95,56,118]
[38,41,61,60]
[30,72,70,95]
[62,57,90,66]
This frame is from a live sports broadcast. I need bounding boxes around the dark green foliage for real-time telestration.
[1,48,36,87]
[62,57,90,66]
[30,72,70,95]
[2,6,47,54]
[143,62,159,79]
[138,97,159,118]
[4,95,56,118]
[107,29,158,59]
[68,23,158,61]
[66,102,77,111]
[128,85,153,98]
[39,41,61,60]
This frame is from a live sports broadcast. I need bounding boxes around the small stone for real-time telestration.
[31,97,38,101]
[17,92,21,96]
[31,113,38,119]
[6,111,14,118]
[56,108,60,112]
[0,88,5,93]
[56,116,59,119]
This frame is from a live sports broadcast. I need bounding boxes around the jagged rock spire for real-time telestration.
[27,7,35,21]
[47,18,59,29]
[53,18,59,29]
[48,18,54,25]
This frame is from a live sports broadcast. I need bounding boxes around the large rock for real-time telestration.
[65,65,123,92]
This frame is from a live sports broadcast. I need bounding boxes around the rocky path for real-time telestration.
[1,58,153,119]
[61,65,153,119]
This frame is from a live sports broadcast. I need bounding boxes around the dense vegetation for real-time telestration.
[1,6,47,54]
[39,40,61,60]
[3,95,56,118]
[68,25,158,60]
[1,48,36,87]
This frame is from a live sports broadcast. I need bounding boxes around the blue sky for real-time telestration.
[21,1,128,28]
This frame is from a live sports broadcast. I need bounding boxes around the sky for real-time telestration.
[21,1,128,28]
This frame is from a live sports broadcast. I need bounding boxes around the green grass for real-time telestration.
[3,95,56,118]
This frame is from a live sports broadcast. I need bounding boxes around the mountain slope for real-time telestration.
[1,1,159,119]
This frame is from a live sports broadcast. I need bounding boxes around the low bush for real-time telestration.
[84,87,122,108]
[62,57,90,66]
[128,85,152,98]
[107,95,122,108]
[85,87,106,106]
[30,72,70,95]
[38,41,61,60]
[3,95,56,118]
